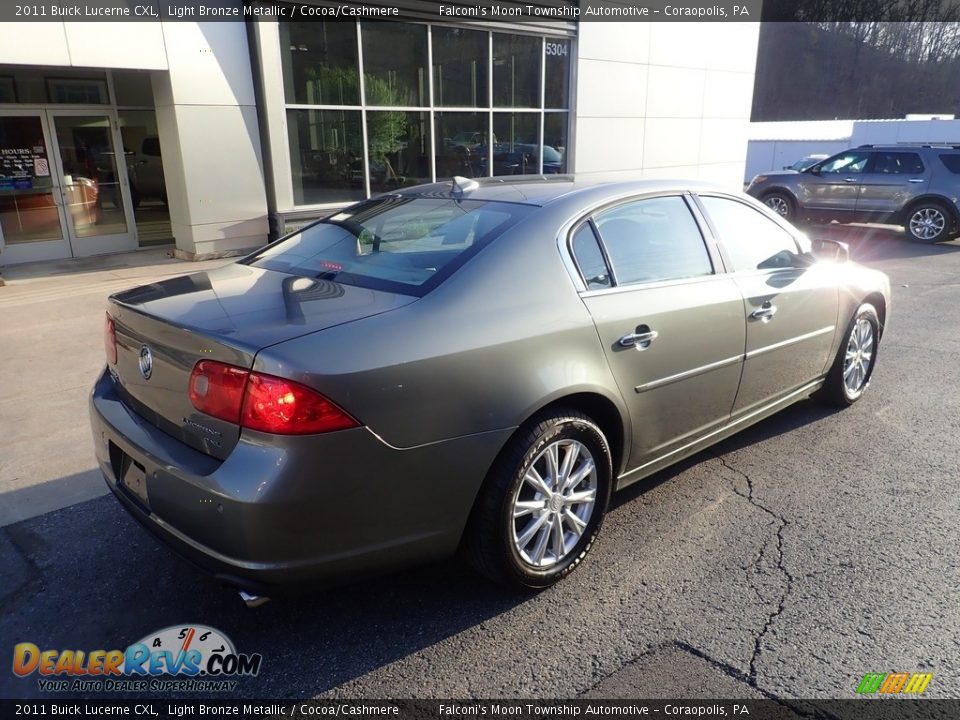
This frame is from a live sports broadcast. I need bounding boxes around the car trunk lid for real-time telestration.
[107,263,415,459]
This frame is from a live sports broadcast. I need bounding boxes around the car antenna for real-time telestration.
[451,175,479,199]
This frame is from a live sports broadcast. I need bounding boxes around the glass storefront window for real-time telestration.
[435,112,489,180]
[287,108,365,204]
[544,113,568,173]
[492,113,540,176]
[433,27,488,108]
[493,34,541,108]
[544,39,570,109]
[367,111,431,194]
[361,23,427,107]
[277,21,571,206]
[281,21,360,106]
[0,115,61,244]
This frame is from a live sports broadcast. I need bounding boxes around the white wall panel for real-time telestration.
[64,23,167,69]
[576,60,648,118]
[0,23,70,66]
[160,22,256,107]
[577,21,650,63]
[575,117,645,173]
[645,66,705,119]
[643,118,701,168]
[703,71,755,120]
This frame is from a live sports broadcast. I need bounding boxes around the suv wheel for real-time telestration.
[905,202,953,243]
[763,192,794,221]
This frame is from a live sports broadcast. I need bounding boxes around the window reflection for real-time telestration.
[544,39,570,109]
[281,21,360,106]
[367,111,431,194]
[435,112,489,179]
[493,34,541,108]
[544,113,568,173]
[492,113,540,176]
[433,27,488,107]
[287,109,365,204]
[361,23,427,107]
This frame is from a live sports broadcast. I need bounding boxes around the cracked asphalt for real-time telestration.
[2,227,960,702]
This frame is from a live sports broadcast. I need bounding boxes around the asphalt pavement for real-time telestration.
[1,229,959,701]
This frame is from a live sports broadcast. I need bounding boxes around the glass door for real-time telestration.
[0,110,73,264]
[47,109,136,257]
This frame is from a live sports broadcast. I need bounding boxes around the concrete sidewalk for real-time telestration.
[0,247,230,527]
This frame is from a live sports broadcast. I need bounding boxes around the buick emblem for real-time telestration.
[138,345,154,380]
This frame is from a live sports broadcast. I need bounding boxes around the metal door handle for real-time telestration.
[619,329,658,349]
[751,305,778,320]
[844,177,858,183]
[908,178,924,183]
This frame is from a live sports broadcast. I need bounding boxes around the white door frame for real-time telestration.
[45,106,138,258]
[0,108,74,265]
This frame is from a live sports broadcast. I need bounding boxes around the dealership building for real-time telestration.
[0,4,760,267]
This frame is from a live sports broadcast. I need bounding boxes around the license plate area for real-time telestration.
[109,441,150,509]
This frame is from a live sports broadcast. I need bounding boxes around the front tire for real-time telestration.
[819,303,880,407]
[905,202,953,243]
[763,191,795,221]
[464,409,612,589]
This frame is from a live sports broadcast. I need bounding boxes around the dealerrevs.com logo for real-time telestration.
[12,625,262,693]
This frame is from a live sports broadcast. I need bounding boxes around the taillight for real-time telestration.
[104,314,118,365]
[189,361,249,424]
[188,360,358,435]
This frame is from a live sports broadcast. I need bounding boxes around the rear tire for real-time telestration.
[819,303,880,407]
[763,191,795,221]
[463,409,612,589]
[905,202,953,243]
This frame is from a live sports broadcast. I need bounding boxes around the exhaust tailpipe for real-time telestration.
[239,590,271,608]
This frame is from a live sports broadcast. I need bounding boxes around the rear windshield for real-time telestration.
[939,154,960,174]
[245,196,533,296]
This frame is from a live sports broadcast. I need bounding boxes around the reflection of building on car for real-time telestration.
[783,153,829,171]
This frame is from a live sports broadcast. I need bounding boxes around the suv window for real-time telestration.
[939,154,960,174]
[869,151,924,174]
[699,196,799,272]
[570,223,612,290]
[592,196,713,286]
[818,151,870,174]
[247,197,533,296]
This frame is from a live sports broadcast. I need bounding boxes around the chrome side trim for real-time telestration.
[635,354,743,393]
[745,325,835,360]
[619,378,824,480]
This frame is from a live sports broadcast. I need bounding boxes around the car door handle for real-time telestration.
[908,178,924,183]
[844,177,858,183]
[751,304,778,321]
[619,329,658,349]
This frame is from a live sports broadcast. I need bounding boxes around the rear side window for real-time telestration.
[592,196,713,286]
[870,152,924,174]
[939,154,960,174]
[247,197,532,296]
[570,223,611,290]
[699,196,799,272]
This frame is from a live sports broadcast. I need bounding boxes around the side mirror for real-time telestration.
[811,237,849,262]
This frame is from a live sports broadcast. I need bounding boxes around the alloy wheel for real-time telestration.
[765,196,790,217]
[909,207,946,241]
[843,317,875,395]
[511,439,597,569]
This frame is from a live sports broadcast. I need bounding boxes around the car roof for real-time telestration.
[394,175,731,207]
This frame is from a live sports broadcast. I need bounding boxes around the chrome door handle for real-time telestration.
[844,177,858,183]
[751,305,778,320]
[908,178,924,183]
[619,329,658,349]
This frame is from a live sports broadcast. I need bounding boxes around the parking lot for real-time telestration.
[1,228,959,700]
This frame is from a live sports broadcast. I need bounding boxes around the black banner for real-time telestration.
[2,0,959,23]
[2,700,960,720]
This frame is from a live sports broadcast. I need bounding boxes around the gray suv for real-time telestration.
[746,144,960,243]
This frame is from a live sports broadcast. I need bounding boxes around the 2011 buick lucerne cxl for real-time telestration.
[90,176,890,599]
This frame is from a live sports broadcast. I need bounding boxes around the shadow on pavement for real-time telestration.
[0,490,526,699]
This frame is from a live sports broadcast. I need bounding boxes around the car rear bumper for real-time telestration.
[89,368,511,592]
